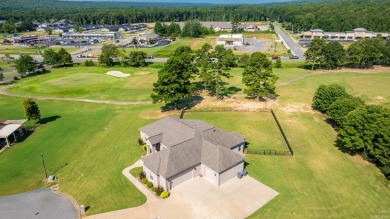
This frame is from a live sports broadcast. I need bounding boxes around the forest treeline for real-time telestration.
[1,0,390,32]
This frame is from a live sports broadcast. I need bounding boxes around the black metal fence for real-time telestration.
[245,149,291,156]
[271,109,294,156]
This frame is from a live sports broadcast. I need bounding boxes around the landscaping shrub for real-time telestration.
[142,144,147,151]
[146,182,153,188]
[160,191,170,199]
[84,60,95,66]
[155,186,164,196]
[13,76,20,80]
[138,171,146,180]
[141,178,148,184]
[151,187,157,192]
[137,137,144,146]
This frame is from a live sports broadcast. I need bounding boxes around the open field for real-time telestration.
[247,110,390,218]
[277,70,390,107]
[1,64,390,218]
[184,112,287,151]
[7,66,159,102]
[0,96,153,215]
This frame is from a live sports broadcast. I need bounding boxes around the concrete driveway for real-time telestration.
[86,163,278,219]
[0,188,78,219]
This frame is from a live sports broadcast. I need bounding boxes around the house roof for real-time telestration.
[140,117,245,178]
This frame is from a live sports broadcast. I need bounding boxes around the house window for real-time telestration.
[150,173,153,180]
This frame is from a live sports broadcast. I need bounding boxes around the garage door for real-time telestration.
[204,167,218,186]
[170,168,193,189]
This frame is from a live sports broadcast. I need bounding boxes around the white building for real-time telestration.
[216,34,244,47]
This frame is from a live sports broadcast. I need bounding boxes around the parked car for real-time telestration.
[272,56,280,60]
[289,55,299,59]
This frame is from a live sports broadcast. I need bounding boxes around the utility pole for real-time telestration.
[40,153,48,179]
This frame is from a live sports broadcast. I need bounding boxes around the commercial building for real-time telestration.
[300,28,389,41]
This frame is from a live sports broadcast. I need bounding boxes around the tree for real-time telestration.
[166,22,181,37]
[131,37,138,49]
[198,45,235,98]
[237,54,250,68]
[231,14,242,33]
[99,44,117,66]
[74,26,83,33]
[312,84,348,113]
[383,41,390,65]
[275,58,282,68]
[45,28,53,35]
[57,48,72,66]
[128,51,147,67]
[0,73,4,81]
[22,98,41,123]
[1,19,16,34]
[347,38,384,68]
[181,20,203,38]
[151,46,197,110]
[327,96,365,127]
[15,54,37,74]
[305,38,326,70]
[242,52,278,100]
[322,41,345,69]
[154,21,165,35]
[42,48,60,65]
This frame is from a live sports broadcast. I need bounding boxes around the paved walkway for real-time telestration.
[0,85,152,105]
[85,159,279,219]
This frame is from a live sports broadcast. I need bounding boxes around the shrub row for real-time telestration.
[138,171,170,198]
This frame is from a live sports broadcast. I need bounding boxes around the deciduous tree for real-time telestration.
[151,46,197,109]
[22,98,41,123]
[15,54,37,75]
[242,52,278,100]
[99,44,117,66]
[312,84,348,113]
[57,48,72,66]
[42,48,60,66]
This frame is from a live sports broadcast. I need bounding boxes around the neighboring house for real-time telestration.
[300,28,389,41]
[216,34,244,47]
[241,24,258,32]
[140,117,246,191]
[137,33,160,45]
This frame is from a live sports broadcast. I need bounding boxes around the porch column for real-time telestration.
[5,137,10,147]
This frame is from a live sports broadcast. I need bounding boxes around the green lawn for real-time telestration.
[247,111,390,218]
[7,66,158,102]
[0,95,158,215]
[184,112,287,151]
[277,71,390,106]
[122,36,217,57]
[1,64,390,218]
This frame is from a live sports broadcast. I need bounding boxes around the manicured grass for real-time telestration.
[7,65,158,102]
[184,112,287,151]
[1,64,390,218]
[277,71,390,106]
[247,111,390,218]
[0,95,160,215]
[121,36,217,57]
[130,166,143,178]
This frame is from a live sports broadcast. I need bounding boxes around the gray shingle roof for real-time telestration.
[140,117,245,178]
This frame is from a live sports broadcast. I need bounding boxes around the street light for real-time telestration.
[40,153,48,179]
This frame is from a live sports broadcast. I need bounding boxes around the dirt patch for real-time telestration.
[138,109,180,119]
[193,94,278,111]
[278,103,316,114]
[189,39,202,48]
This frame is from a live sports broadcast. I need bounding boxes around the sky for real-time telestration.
[66,0,295,5]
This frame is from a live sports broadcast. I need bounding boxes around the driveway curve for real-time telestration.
[0,188,78,219]
[0,85,152,105]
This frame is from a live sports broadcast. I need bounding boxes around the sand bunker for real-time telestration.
[106,71,130,78]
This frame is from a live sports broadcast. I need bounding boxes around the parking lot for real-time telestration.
[234,38,274,52]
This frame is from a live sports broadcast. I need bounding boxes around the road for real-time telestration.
[274,24,305,59]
